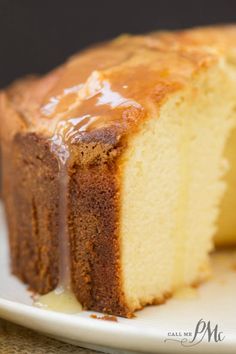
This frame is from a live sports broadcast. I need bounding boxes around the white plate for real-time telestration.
[0,202,236,354]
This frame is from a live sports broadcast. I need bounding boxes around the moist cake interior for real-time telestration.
[119,63,236,311]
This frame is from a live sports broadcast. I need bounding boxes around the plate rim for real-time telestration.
[0,297,168,353]
[0,296,235,353]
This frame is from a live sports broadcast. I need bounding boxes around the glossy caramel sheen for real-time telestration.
[7,27,230,145]
[40,49,211,139]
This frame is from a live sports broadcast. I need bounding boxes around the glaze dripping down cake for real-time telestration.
[1,25,236,317]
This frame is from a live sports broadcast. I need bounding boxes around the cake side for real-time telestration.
[68,132,131,316]
[1,121,132,316]
[2,132,60,293]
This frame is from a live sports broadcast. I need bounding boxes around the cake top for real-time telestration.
[1,25,236,149]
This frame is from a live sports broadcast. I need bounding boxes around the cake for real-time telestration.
[1,25,236,318]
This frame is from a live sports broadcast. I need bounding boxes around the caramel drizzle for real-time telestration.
[45,71,142,293]
[49,126,70,291]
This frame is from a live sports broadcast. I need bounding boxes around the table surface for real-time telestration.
[0,318,102,354]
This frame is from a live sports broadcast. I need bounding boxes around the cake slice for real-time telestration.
[1,25,236,317]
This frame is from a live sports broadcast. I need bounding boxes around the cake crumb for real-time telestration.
[90,314,118,322]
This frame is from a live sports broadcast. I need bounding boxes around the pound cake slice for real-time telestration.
[1,25,236,317]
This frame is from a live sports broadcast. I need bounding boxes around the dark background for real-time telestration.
[1,0,236,88]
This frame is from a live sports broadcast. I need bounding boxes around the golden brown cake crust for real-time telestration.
[1,25,236,317]
[68,143,129,316]
[2,133,60,294]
